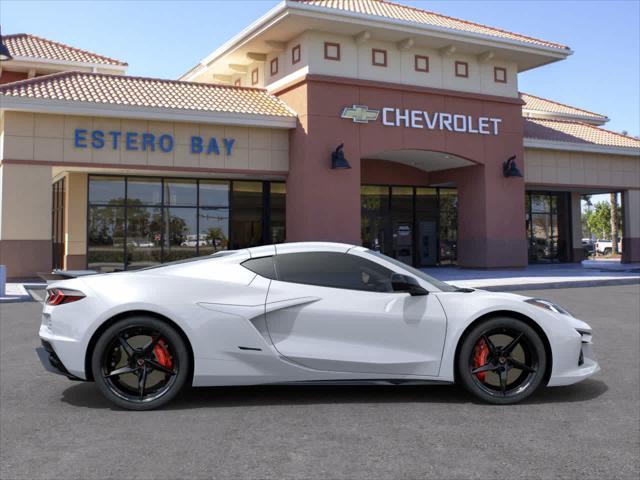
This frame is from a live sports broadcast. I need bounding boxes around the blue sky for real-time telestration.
[2,0,639,136]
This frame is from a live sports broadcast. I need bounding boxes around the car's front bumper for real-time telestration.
[547,327,600,386]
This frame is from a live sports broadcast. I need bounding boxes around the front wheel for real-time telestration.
[457,317,547,404]
[91,316,190,410]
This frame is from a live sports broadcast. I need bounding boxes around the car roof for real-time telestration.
[246,241,358,257]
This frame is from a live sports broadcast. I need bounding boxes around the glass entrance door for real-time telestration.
[361,185,458,267]
[526,192,570,263]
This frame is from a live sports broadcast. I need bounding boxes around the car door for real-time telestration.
[264,250,447,376]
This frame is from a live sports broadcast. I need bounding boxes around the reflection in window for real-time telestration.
[89,176,125,205]
[270,182,286,244]
[164,179,197,207]
[163,208,198,262]
[199,180,229,207]
[231,181,263,249]
[126,207,162,269]
[199,208,229,256]
[361,186,390,254]
[88,206,125,272]
[361,185,458,267]
[438,189,458,265]
[127,177,162,206]
[87,176,285,270]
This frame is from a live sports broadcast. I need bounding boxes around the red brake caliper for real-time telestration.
[153,339,173,369]
[473,338,490,382]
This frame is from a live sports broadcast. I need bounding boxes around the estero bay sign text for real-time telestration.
[73,129,236,155]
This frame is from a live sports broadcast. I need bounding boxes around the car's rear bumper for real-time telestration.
[35,340,83,381]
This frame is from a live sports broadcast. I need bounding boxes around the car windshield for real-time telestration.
[364,250,458,292]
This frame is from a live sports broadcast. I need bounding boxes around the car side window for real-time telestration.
[241,256,277,279]
[274,252,393,292]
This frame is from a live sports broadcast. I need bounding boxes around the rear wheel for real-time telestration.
[457,317,547,404]
[91,316,190,410]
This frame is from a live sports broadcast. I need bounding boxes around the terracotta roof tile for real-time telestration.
[523,118,640,149]
[3,33,127,67]
[0,71,296,118]
[293,0,568,50]
[520,93,608,121]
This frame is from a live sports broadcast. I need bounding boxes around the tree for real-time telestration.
[585,201,612,240]
[610,193,619,254]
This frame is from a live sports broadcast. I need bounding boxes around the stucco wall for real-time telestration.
[524,148,640,189]
[197,30,518,98]
[64,172,88,269]
[277,75,527,268]
[1,111,289,173]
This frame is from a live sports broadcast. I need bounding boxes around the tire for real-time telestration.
[603,248,612,256]
[91,316,190,411]
[457,317,547,405]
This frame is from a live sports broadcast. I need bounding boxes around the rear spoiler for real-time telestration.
[38,270,100,282]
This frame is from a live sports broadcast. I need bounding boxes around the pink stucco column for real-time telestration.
[453,164,528,268]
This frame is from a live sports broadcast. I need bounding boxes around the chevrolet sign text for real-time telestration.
[382,108,502,135]
[340,104,502,136]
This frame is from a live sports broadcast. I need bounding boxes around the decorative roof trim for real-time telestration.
[522,110,608,126]
[0,95,297,129]
[520,92,608,120]
[524,138,640,157]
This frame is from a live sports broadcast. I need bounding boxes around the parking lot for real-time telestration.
[1,284,639,480]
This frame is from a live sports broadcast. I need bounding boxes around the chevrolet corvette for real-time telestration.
[37,242,599,410]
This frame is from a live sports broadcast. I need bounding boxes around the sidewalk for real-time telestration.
[0,283,46,303]
[422,262,640,291]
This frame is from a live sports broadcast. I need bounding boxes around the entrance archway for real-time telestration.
[360,150,476,267]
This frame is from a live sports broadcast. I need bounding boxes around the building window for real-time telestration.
[270,58,279,76]
[51,177,66,270]
[251,68,259,85]
[455,61,468,78]
[87,176,286,272]
[234,78,241,87]
[372,48,387,67]
[324,42,340,61]
[494,66,507,83]
[414,55,429,73]
[292,44,301,65]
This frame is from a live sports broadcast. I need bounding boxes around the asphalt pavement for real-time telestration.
[1,285,638,479]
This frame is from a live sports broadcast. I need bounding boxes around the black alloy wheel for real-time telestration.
[457,317,547,404]
[92,316,190,410]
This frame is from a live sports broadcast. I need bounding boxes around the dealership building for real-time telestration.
[1,0,639,279]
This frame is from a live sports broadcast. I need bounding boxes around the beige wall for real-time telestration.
[0,162,52,240]
[300,31,518,97]
[524,148,640,189]
[196,30,519,98]
[1,112,289,172]
[65,172,87,259]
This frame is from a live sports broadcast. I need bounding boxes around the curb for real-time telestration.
[479,278,640,292]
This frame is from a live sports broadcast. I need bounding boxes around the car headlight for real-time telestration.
[524,298,572,316]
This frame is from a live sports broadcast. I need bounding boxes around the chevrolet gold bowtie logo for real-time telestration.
[341,105,380,124]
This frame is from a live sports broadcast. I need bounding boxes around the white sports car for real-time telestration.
[37,242,599,410]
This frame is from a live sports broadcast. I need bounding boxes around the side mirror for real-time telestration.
[391,273,428,296]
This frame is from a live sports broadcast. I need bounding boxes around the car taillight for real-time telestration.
[45,288,85,306]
